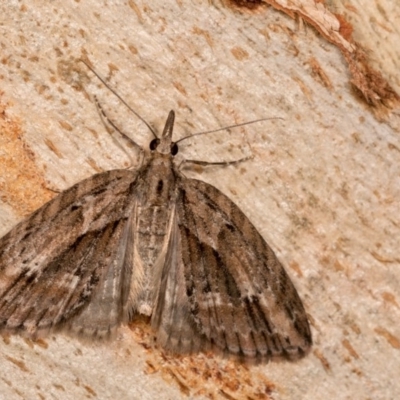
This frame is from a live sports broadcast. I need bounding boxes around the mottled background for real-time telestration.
[0,1,399,399]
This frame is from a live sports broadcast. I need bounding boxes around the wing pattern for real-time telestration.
[0,169,138,337]
[170,177,312,361]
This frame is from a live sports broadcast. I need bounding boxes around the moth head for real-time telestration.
[149,110,179,156]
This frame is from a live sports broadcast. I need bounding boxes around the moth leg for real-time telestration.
[179,153,254,169]
[179,128,255,169]
[92,95,145,169]
[93,95,142,150]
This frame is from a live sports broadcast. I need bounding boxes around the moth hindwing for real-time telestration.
[0,107,311,362]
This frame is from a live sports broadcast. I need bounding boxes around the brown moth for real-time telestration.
[0,82,311,362]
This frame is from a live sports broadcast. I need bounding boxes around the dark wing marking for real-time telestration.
[175,177,312,362]
[0,169,138,338]
[151,210,210,354]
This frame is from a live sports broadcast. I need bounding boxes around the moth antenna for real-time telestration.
[80,59,158,139]
[175,117,284,144]
[179,153,254,169]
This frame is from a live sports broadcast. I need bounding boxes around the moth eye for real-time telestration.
[170,142,179,156]
[149,139,160,151]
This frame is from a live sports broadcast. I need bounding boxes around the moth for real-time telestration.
[0,76,311,363]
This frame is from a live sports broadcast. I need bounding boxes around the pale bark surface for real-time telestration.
[0,1,399,399]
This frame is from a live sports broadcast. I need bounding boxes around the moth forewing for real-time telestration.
[151,211,210,355]
[0,169,138,338]
[173,175,312,361]
[149,204,177,305]
[66,213,133,337]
